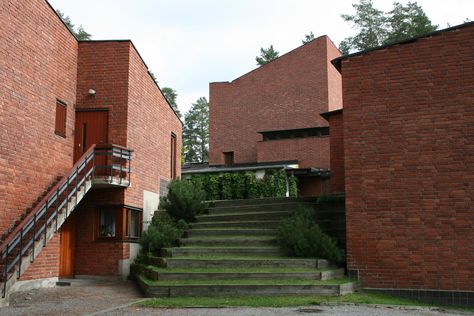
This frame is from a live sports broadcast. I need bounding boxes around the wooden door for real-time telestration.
[59,213,76,278]
[74,110,108,162]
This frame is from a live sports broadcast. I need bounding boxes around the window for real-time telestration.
[171,133,177,179]
[96,206,142,241]
[223,152,234,166]
[98,209,116,238]
[55,100,67,137]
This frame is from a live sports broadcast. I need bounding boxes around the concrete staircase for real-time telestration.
[137,198,358,297]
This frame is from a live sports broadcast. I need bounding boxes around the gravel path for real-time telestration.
[0,278,471,316]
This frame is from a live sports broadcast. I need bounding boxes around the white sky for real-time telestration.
[48,0,472,114]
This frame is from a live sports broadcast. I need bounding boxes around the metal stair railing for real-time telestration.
[0,144,132,298]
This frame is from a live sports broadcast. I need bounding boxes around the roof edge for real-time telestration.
[320,108,343,120]
[331,21,474,72]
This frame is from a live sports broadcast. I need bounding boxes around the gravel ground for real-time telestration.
[0,279,472,316]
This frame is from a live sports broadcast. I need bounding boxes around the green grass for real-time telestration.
[140,275,352,286]
[157,255,317,260]
[134,291,436,308]
[147,266,330,273]
[183,235,276,240]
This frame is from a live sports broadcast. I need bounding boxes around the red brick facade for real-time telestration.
[339,24,474,291]
[209,36,341,195]
[322,110,344,193]
[2,0,181,282]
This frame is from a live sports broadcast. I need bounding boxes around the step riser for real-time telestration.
[190,221,281,229]
[186,229,277,237]
[160,260,320,269]
[196,212,290,222]
[179,239,276,247]
[143,284,340,297]
[146,270,322,281]
[166,249,283,257]
[207,205,295,215]
[209,197,317,208]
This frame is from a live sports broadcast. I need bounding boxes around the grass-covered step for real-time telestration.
[179,236,276,247]
[209,197,317,208]
[190,220,281,229]
[144,266,345,281]
[207,205,295,215]
[149,255,330,269]
[162,246,283,257]
[186,228,277,237]
[195,211,290,222]
[137,274,358,297]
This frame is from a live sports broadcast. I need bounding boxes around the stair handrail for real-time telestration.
[0,145,97,256]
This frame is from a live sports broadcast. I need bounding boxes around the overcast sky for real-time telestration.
[48,0,472,114]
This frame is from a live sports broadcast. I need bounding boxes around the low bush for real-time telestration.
[159,179,206,221]
[139,212,184,255]
[277,205,345,265]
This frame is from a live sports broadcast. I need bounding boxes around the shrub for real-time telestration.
[277,206,345,265]
[139,212,183,255]
[160,179,206,221]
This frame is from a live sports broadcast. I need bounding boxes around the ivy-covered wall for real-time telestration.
[187,169,297,201]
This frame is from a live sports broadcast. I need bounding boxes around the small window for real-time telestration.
[96,206,142,241]
[223,152,234,166]
[99,209,116,238]
[55,100,67,137]
[171,133,177,179]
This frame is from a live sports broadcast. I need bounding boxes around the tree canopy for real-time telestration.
[255,45,280,66]
[56,10,92,40]
[162,87,181,118]
[183,97,209,163]
[339,0,437,55]
[302,31,315,44]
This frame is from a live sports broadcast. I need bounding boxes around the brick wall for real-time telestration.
[76,41,130,146]
[125,43,182,208]
[326,111,344,193]
[341,24,474,291]
[0,0,77,234]
[19,235,60,280]
[257,137,329,168]
[209,36,341,167]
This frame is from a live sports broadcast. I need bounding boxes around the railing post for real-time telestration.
[75,166,79,207]
[43,201,48,247]
[128,150,131,185]
[18,230,23,277]
[3,244,8,298]
[119,148,123,185]
[55,190,59,233]
[65,176,69,218]
[32,213,36,261]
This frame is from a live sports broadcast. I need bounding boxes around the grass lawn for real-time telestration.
[134,291,438,309]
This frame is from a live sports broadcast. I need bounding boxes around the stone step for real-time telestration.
[186,228,277,237]
[179,237,276,247]
[196,211,290,222]
[144,266,345,281]
[137,275,358,297]
[190,220,281,229]
[209,197,317,208]
[162,246,283,257]
[149,256,330,269]
[207,204,295,215]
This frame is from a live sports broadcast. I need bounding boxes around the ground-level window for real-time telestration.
[96,206,142,241]
[223,151,234,166]
[55,99,67,137]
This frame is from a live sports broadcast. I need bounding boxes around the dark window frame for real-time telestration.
[96,205,142,242]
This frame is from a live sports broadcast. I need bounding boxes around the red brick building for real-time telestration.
[206,36,342,196]
[330,22,474,305]
[0,0,181,300]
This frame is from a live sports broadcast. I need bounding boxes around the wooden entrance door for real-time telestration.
[74,110,108,162]
[59,213,76,278]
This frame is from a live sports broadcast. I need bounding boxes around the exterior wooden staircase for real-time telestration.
[0,144,132,305]
[136,198,358,297]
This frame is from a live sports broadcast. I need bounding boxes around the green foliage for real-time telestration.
[159,179,206,221]
[139,212,183,255]
[255,45,280,66]
[302,31,315,44]
[56,9,92,40]
[277,206,345,265]
[339,0,437,54]
[183,97,209,163]
[189,170,298,201]
[162,87,181,118]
